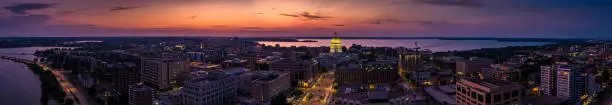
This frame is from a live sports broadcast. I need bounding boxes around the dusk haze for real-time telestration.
[1,1,612,105]
[0,0,610,38]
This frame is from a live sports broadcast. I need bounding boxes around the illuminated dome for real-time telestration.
[330,32,343,54]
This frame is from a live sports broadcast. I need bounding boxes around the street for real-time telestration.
[40,64,92,105]
[295,72,335,105]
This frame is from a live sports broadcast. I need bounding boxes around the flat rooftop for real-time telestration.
[459,78,520,92]
[334,84,413,104]
[424,84,456,105]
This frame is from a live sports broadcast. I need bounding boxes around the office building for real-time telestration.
[410,70,433,86]
[110,62,140,103]
[540,65,557,97]
[456,78,522,105]
[482,64,522,82]
[269,59,316,85]
[330,84,417,105]
[250,71,291,103]
[456,57,494,74]
[221,67,253,93]
[555,66,584,100]
[183,71,237,105]
[129,83,155,105]
[398,52,424,73]
[141,58,189,89]
[540,62,585,100]
[335,61,399,85]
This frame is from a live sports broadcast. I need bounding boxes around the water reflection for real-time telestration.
[257,39,551,52]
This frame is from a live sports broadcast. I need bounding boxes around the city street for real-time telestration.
[40,64,92,105]
[295,72,335,105]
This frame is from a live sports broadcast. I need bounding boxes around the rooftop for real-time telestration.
[424,84,456,105]
[252,71,285,82]
[187,71,232,85]
[130,83,153,91]
[334,84,413,104]
[459,78,520,92]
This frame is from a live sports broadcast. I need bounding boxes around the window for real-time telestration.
[494,94,501,102]
[512,90,518,97]
[503,92,510,100]
[478,94,484,101]
[471,92,478,99]
[486,93,491,103]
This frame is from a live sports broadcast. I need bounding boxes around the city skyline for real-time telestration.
[1,0,611,38]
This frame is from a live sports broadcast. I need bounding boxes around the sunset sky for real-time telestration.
[0,0,611,38]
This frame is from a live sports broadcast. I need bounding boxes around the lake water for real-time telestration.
[0,47,71,105]
[257,39,552,52]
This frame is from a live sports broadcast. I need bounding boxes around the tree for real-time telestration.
[317,64,328,73]
[271,94,290,105]
[65,98,74,105]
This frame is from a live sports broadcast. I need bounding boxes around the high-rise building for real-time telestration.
[556,66,584,100]
[456,57,494,74]
[129,83,155,105]
[183,71,237,105]
[110,62,140,103]
[250,71,291,103]
[482,64,522,82]
[398,52,424,73]
[456,78,522,105]
[540,62,584,99]
[330,32,343,54]
[540,65,557,96]
[141,58,189,89]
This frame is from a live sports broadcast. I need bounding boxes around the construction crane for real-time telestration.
[414,42,421,51]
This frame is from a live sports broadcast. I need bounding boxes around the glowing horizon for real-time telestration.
[0,0,610,38]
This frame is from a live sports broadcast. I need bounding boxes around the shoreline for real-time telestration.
[0,56,69,105]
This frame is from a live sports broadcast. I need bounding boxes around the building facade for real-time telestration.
[182,71,237,105]
[335,61,399,85]
[555,66,584,100]
[269,59,316,84]
[110,63,140,103]
[250,71,291,103]
[330,84,416,105]
[398,52,424,73]
[456,78,522,105]
[456,57,494,74]
[129,83,155,105]
[141,58,189,89]
[540,65,557,97]
[482,64,522,82]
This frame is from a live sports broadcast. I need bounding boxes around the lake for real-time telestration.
[257,39,552,52]
[0,47,72,105]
